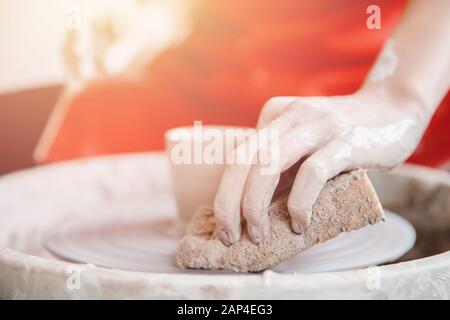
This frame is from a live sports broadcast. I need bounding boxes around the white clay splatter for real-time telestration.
[367,40,399,83]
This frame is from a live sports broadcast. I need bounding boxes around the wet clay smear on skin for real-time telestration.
[176,169,385,272]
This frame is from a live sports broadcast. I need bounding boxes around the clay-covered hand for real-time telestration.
[213,0,450,245]
[214,87,428,245]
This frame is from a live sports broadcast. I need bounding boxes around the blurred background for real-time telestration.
[0,0,449,175]
[0,0,192,174]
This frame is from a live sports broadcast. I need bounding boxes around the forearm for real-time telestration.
[362,0,450,118]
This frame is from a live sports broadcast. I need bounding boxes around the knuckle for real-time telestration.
[287,199,303,218]
[242,197,261,222]
[257,148,277,171]
[280,107,302,125]
[259,97,289,126]
[323,112,346,131]
[286,101,302,113]
[213,199,230,224]
[289,99,313,110]
[265,96,284,108]
[302,159,327,182]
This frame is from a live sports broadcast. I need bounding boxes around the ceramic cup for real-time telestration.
[165,124,250,223]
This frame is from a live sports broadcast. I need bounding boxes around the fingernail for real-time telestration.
[292,215,309,234]
[219,228,232,246]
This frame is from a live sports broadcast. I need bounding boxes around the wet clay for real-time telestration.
[176,169,385,272]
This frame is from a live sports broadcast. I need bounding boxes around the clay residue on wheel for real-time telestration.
[176,169,385,272]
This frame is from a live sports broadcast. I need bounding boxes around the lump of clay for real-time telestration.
[176,169,384,272]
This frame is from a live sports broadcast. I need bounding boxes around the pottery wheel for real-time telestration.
[0,151,416,275]
[7,153,450,300]
[44,209,415,274]
[6,153,450,299]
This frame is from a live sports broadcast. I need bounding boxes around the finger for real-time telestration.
[214,110,300,245]
[288,140,352,234]
[273,160,302,199]
[242,123,326,243]
[256,97,296,128]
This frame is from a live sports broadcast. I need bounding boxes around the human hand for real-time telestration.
[213,86,427,245]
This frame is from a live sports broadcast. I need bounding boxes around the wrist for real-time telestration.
[355,80,430,164]
[356,79,431,124]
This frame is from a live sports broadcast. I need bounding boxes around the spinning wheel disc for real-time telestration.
[44,210,415,274]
